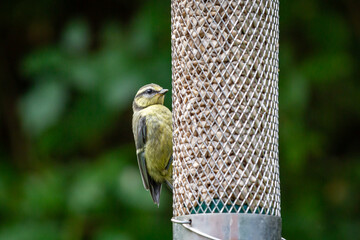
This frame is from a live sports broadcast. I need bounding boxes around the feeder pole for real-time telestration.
[171,0,281,239]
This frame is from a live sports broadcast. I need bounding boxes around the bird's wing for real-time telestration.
[136,116,150,190]
[136,116,162,205]
[165,155,173,170]
[165,155,173,190]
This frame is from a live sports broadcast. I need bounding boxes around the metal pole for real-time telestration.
[171,0,281,239]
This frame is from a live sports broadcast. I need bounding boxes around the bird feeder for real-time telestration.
[171,0,281,239]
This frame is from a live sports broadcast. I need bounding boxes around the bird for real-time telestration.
[132,83,173,206]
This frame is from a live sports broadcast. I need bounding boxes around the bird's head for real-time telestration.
[133,84,169,111]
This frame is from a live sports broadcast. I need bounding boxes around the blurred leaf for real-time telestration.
[66,58,99,92]
[94,228,132,240]
[68,149,126,214]
[117,166,156,210]
[0,222,59,240]
[280,71,309,115]
[300,52,353,83]
[129,2,170,56]
[18,81,68,136]
[37,94,113,156]
[68,169,106,214]
[21,170,65,218]
[101,74,139,110]
[22,47,65,78]
[308,11,351,52]
[100,22,125,47]
[61,19,90,55]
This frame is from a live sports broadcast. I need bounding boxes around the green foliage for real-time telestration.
[0,0,359,239]
[1,1,172,240]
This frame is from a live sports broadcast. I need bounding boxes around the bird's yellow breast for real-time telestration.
[135,104,172,183]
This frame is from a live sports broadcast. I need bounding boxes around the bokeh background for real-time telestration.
[0,0,359,239]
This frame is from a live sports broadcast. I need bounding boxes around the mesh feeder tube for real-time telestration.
[171,0,281,239]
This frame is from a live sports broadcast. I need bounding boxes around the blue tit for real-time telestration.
[132,83,173,205]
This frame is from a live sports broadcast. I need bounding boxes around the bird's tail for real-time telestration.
[149,178,162,206]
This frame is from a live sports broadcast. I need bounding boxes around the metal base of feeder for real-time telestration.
[173,213,281,240]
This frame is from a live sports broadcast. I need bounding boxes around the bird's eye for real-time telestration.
[146,89,153,94]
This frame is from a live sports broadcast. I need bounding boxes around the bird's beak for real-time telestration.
[159,89,169,95]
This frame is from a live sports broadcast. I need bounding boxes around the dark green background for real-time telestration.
[0,0,359,239]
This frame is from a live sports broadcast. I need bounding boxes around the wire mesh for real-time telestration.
[171,0,280,217]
